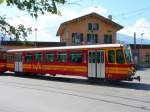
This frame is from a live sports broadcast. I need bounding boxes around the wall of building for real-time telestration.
[60,16,118,46]
[131,44,150,68]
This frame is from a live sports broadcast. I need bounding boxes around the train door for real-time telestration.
[14,53,22,72]
[88,51,96,77]
[88,50,105,78]
[97,50,105,78]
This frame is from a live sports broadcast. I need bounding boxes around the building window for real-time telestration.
[88,23,99,31]
[72,32,83,45]
[104,34,112,44]
[144,53,150,62]
[87,34,98,44]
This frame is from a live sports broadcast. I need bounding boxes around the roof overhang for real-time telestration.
[56,12,123,36]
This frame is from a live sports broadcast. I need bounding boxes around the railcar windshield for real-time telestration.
[116,49,125,64]
[125,45,133,64]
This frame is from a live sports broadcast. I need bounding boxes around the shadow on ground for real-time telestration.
[1,73,150,91]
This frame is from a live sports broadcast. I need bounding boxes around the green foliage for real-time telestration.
[6,0,66,18]
[0,0,66,41]
[0,0,5,4]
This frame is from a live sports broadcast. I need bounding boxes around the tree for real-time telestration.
[0,0,66,41]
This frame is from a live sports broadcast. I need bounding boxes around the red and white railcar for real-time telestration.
[6,44,140,81]
[0,50,6,73]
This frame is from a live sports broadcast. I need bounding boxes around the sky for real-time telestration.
[0,0,150,42]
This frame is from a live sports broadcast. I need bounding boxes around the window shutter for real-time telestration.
[95,34,98,43]
[96,23,99,30]
[109,35,112,43]
[87,34,89,42]
[80,33,83,42]
[104,35,106,43]
[88,23,92,30]
[72,33,75,44]
[72,33,75,37]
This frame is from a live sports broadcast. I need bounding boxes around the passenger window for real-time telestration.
[108,50,115,63]
[88,52,92,63]
[57,52,67,63]
[15,53,22,62]
[35,53,42,62]
[25,53,32,62]
[3,53,6,60]
[7,54,14,62]
[116,50,125,64]
[101,52,104,63]
[70,52,83,63]
[46,53,55,62]
[92,52,96,63]
[97,52,100,63]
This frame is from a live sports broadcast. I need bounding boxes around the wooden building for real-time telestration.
[130,44,150,68]
[57,12,123,46]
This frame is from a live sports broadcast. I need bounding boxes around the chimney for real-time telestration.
[108,15,112,20]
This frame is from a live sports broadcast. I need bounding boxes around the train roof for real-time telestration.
[7,44,124,52]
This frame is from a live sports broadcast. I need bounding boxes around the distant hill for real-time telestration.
[117,33,150,45]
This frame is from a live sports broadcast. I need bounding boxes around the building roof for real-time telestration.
[1,41,66,47]
[56,12,123,36]
[130,44,150,49]
[7,44,123,52]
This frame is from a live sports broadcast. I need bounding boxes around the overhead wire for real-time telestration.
[113,5,150,20]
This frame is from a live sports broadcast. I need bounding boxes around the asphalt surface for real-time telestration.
[0,69,150,112]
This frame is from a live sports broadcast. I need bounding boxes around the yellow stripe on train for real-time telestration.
[23,64,87,72]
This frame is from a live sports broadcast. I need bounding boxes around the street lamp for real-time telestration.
[140,33,144,69]
[35,28,37,47]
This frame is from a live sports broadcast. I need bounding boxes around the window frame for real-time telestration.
[108,50,115,64]
[34,52,43,62]
[45,52,55,63]
[87,34,98,44]
[116,49,125,64]
[104,34,112,44]
[7,54,14,62]
[88,23,99,31]
[56,52,68,63]
[144,53,150,63]
[70,51,83,63]
[72,32,83,45]
[24,52,33,63]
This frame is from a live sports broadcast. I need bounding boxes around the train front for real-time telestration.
[124,45,140,81]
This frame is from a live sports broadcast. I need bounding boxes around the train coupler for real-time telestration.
[133,76,141,82]
[127,76,141,82]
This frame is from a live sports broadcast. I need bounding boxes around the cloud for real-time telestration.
[26,29,60,42]
[5,6,108,42]
[119,18,150,40]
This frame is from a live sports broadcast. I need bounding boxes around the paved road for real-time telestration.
[0,69,150,112]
